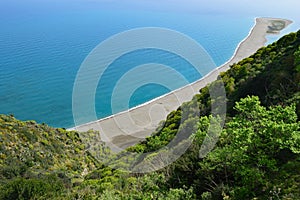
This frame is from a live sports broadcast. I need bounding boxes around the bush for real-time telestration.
[0,175,64,200]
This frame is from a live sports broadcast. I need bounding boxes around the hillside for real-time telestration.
[0,30,300,199]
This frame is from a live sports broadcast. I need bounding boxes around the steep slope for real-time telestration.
[129,30,300,153]
[0,30,299,199]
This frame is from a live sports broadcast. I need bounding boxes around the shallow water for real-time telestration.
[0,1,282,128]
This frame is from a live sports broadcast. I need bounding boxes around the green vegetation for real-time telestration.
[1,30,300,199]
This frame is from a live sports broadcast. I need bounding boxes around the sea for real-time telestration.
[0,0,298,128]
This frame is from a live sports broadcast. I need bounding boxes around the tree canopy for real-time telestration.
[1,30,300,199]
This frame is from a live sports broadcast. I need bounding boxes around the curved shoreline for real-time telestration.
[69,17,292,150]
[70,18,258,126]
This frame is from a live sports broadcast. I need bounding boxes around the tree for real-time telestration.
[198,96,300,199]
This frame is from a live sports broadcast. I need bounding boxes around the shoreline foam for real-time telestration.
[69,17,292,151]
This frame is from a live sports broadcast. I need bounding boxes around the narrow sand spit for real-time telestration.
[69,17,292,151]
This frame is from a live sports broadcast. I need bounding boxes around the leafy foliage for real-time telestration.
[1,30,300,199]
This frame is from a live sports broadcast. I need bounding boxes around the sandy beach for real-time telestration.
[69,17,292,151]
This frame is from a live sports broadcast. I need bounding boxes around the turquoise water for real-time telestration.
[0,1,256,128]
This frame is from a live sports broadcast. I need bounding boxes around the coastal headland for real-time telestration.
[69,17,292,151]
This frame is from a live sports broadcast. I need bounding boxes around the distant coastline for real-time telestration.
[70,17,292,151]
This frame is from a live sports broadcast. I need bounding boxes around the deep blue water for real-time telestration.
[0,1,273,128]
